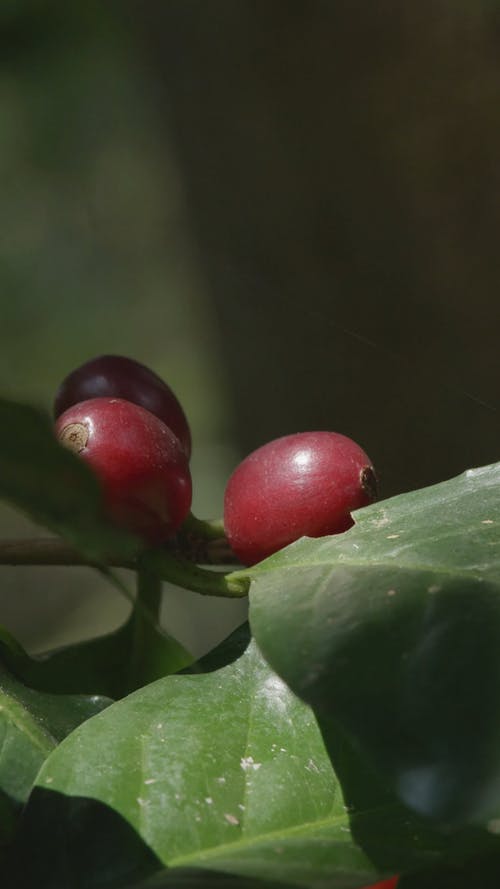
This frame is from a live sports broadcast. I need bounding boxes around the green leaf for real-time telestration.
[0,614,192,699]
[0,663,110,844]
[18,641,380,889]
[247,462,500,828]
[0,396,139,561]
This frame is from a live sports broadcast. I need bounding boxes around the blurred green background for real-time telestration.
[0,2,245,655]
[0,1,498,656]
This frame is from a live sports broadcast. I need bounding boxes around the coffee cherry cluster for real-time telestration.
[54,356,192,544]
[55,355,377,559]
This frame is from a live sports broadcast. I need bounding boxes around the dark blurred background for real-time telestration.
[0,1,498,654]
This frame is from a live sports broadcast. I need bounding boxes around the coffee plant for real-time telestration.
[0,359,499,889]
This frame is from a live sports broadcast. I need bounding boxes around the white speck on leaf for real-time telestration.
[306,758,320,773]
[482,519,494,524]
[371,510,389,528]
[240,756,261,771]
[144,778,156,785]
[217,776,226,784]
[205,797,213,805]
[224,813,239,825]
[258,673,290,713]
[387,534,399,540]
[427,584,441,594]
[387,589,397,597]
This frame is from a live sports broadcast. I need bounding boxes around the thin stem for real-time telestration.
[140,549,249,598]
[181,512,226,541]
[0,538,107,566]
[127,567,163,693]
[176,512,236,565]
[0,535,238,568]
[137,567,163,615]
[0,537,247,597]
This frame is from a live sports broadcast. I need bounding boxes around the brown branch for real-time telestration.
[0,535,239,569]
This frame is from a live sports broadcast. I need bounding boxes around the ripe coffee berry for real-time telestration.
[54,355,191,458]
[224,431,377,565]
[56,397,192,544]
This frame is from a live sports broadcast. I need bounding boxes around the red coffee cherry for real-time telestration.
[56,397,192,544]
[54,355,191,458]
[224,431,377,565]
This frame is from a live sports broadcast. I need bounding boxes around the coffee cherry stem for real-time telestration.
[181,512,226,542]
[0,537,247,597]
[139,549,250,599]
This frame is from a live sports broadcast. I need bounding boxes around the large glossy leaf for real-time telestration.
[0,397,139,561]
[18,641,380,889]
[0,662,110,844]
[247,462,500,828]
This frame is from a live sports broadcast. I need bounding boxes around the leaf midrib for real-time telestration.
[0,686,56,756]
[167,807,353,868]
